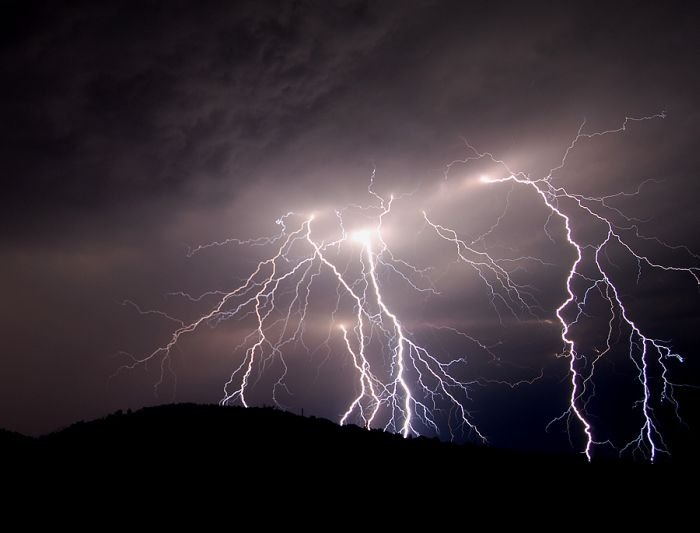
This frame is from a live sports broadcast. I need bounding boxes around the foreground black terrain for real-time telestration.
[6,404,695,475]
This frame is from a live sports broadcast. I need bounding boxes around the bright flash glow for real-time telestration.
[351,229,373,244]
[120,111,697,462]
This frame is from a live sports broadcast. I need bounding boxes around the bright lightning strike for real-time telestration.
[119,180,490,443]
[446,112,698,461]
[120,112,698,462]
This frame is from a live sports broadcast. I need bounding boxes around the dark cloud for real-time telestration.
[1,0,698,456]
[1,0,408,235]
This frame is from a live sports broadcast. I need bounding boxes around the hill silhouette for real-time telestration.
[4,403,689,478]
[4,404,697,518]
[3,404,693,517]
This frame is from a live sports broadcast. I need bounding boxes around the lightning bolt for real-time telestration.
[120,113,698,462]
[119,183,491,443]
[444,113,698,461]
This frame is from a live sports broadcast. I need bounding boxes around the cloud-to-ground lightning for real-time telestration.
[121,113,698,461]
[442,113,698,461]
[119,183,494,442]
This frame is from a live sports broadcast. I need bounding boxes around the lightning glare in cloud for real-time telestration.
[122,114,698,461]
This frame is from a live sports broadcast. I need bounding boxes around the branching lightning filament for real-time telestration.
[120,113,698,461]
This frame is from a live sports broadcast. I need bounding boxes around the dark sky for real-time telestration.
[1,0,699,457]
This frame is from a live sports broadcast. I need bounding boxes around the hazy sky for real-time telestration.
[1,0,699,457]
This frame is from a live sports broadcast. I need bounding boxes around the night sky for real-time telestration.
[2,0,699,459]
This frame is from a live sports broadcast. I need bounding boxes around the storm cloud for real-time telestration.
[1,0,698,456]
